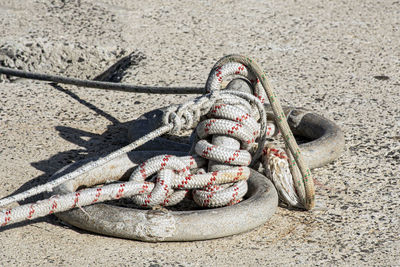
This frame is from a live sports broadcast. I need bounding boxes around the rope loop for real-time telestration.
[128,154,252,207]
[188,91,266,207]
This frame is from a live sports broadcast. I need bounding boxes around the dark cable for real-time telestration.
[0,66,205,95]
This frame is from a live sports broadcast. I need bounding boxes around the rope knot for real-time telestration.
[162,91,221,134]
[129,155,204,207]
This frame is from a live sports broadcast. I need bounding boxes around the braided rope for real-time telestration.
[0,124,173,208]
[0,182,154,226]
[192,93,263,207]
[0,165,253,226]
[0,55,315,228]
[0,91,261,225]
[206,55,315,210]
[0,90,221,208]
[126,91,267,208]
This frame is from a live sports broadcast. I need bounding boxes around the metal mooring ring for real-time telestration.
[54,101,343,241]
[54,155,278,242]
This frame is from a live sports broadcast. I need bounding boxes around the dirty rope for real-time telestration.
[0,55,314,227]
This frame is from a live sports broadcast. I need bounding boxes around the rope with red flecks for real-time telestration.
[206,55,315,210]
[128,89,270,208]
[0,54,314,228]
[0,91,263,226]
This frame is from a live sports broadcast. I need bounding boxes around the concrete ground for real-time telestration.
[0,0,399,265]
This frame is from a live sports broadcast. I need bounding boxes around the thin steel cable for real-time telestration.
[0,66,205,94]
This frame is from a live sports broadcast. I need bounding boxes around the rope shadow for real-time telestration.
[1,92,191,231]
[4,51,145,199]
[0,90,126,228]
[0,53,162,229]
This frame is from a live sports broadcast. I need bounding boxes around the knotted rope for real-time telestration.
[0,55,314,228]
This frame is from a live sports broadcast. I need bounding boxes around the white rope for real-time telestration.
[0,181,154,226]
[262,146,302,208]
[207,55,315,209]
[0,55,314,228]
[0,166,254,225]
[0,124,173,208]
[0,91,218,209]
[127,90,267,208]
[191,92,264,206]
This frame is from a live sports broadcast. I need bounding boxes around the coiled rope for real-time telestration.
[0,55,314,228]
[207,55,314,209]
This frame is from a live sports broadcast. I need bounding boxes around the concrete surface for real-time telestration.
[0,0,399,265]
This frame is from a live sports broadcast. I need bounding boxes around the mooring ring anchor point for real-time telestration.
[54,168,278,242]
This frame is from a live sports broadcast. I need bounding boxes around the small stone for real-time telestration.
[373,75,389,80]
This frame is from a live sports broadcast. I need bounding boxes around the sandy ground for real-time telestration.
[0,0,399,265]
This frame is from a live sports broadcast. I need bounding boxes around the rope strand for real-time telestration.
[0,124,173,207]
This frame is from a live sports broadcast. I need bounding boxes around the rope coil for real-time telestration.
[207,55,315,209]
[191,93,261,206]
[0,55,315,229]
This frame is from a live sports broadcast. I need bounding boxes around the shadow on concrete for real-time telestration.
[0,53,178,230]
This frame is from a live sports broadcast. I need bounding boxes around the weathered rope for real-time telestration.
[262,146,303,208]
[0,55,315,228]
[1,182,153,226]
[127,90,268,208]
[129,154,251,207]
[192,93,262,206]
[0,90,220,208]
